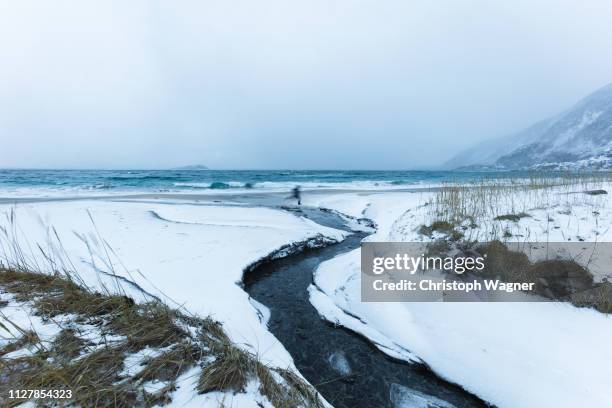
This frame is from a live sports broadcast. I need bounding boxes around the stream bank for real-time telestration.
[244,207,489,408]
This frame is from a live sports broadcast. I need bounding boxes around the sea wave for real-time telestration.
[170,180,427,191]
[107,175,182,181]
[0,169,467,199]
[92,184,115,189]
[173,181,249,189]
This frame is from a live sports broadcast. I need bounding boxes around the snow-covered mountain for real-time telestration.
[445,83,612,170]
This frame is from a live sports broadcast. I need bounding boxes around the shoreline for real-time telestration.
[0,186,443,206]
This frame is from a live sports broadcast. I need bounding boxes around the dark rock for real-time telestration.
[584,189,608,195]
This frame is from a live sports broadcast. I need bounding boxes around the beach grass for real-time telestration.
[415,172,612,313]
[423,171,612,242]
[0,269,323,407]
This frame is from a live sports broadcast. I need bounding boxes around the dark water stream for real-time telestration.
[244,208,489,408]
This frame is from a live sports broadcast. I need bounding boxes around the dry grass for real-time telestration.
[474,241,610,312]
[419,172,612,313]
[418,220,455,236]
[571,282,612,314]
[50,328,87,361]
[0,268,323,407]
[197,343,322,408]
[493,212,531,222]
[418,220,464,241]
[198,344,251,394]
[135,341,200,384]
[0,330,40,358]
[476,240,533,283]
[0,208,324,407]
[426,171,611,241]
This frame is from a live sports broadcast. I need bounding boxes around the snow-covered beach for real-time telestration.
[1,193,350,406]
[306,185,612,408]
[1,176,611,408]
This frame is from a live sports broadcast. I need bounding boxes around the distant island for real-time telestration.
[171,165,209,170]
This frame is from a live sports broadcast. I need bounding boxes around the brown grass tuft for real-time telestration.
[198,344,251,394]
[494,212,531,222]
[0,267,323,407]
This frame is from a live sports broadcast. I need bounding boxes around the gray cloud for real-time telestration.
[1,0,612,169]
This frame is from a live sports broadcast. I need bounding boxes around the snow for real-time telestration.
[0,293,62,358]
[120,347,167,378]
[389,384,457,408]
[2,183,611,407]
[532,153,612,170]
[307,187,612,408]
[249,297,271,326]
[549,110,603,151]
[0,198,346,405]
[171,368,274,408]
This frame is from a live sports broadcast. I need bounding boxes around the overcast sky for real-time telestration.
[1,0,612,170]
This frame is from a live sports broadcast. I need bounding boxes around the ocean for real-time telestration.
[0,169,543,196]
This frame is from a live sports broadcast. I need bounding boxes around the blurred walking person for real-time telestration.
[291,185,302,205]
